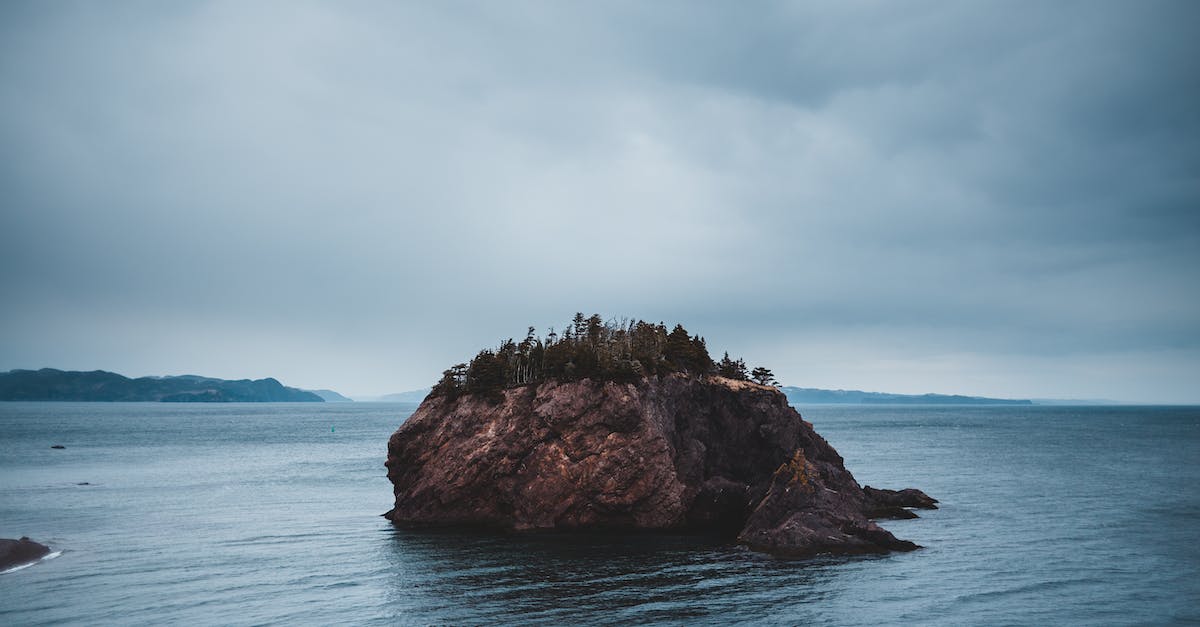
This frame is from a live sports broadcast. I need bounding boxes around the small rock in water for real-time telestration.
[863,486,939,510]
[0,537,52,571]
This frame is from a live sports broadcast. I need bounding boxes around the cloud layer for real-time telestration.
[2,1,1198,401]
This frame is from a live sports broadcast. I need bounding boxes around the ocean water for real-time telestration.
[1,402,1197,625]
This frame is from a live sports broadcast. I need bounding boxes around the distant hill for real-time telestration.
[0,369,324,402]
[781,386,1032,405]
[309,389,353,402]
[365,388,431,403]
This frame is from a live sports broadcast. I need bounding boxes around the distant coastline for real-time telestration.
[309,389,354,402]
[0,368,323,402]
[356,388,431,403]
[781,387,1033,405]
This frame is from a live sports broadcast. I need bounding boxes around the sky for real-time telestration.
[1,1,1198,402]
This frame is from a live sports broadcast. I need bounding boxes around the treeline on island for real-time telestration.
[431,313,776,401]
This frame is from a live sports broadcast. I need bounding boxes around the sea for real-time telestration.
[1,402,1197,626]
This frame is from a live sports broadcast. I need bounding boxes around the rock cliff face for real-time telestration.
[385,374,935,557]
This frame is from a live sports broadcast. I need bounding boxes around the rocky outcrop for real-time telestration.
[862,486,939,520]
[385,374,934,558]
[0,537,51,571]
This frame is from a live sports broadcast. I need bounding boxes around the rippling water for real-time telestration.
[1,402,1196,625]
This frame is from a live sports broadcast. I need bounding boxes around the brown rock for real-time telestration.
[385,374,932,557]
[0,537,51,571]
[736,448,920,556]
[863,486,939,510]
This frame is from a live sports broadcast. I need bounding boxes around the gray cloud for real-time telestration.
[1,0,1197,401]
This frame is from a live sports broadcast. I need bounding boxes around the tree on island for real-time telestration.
[717,352,748,380]
[427,313,778,400]
[431,363,468,400]
[750,367,777,386]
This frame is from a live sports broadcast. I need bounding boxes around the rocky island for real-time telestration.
[385,315,936,557]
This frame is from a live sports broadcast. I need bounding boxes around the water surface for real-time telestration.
[1,402,1196,625]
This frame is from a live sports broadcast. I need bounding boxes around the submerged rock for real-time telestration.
[386,374,935,558]
[0,537,51,571]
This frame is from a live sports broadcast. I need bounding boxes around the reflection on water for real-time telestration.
[379,526,870,624]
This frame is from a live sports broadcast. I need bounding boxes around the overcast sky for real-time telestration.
[2,1,1197,402]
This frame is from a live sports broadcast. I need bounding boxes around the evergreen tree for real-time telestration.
[750,367,777,386]
[665,324,695,371]
[690,335,714,373]
[431,363,467,400]
[465,350,505,401]
[717,352,748,380]
[586,314,603,346]
[572,312,587,339]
